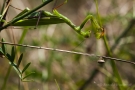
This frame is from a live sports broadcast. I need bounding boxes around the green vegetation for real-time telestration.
[0,0,135,90]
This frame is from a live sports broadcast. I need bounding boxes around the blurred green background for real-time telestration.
[0,0,135,90]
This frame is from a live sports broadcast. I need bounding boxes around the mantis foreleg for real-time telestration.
[53,9,104,38]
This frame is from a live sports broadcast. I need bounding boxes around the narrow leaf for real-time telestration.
[22,72,35,80]
[11,46,15,62]
[22,62,31,74]
[17,53,23,67]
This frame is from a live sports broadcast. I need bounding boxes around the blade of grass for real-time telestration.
[17,53,23,67]
[22,62,31,74]
[11,46,15,62]
[22,72,35,80]
[95,0,125,89]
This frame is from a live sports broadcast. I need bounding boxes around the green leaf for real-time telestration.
[22,72,35,80]
[11,46,15,62]
[22,62,31,74]
[17,53,23,67]
[6,53,12,62]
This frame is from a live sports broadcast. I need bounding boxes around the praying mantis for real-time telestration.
[0,0,104,39]
[0,0,104,82]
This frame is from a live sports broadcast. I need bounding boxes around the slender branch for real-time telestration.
[0,41,135,65]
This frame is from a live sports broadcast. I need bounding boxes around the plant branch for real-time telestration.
[0,41,135,65]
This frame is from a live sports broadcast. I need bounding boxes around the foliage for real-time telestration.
[0,0,135,90]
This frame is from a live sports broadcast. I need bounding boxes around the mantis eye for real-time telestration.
[95,27,105,39]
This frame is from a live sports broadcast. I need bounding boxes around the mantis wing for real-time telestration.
[13,17,65,26]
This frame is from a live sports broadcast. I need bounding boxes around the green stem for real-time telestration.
[103,36,112,56]
[94,0,124,89]
[0,0,53,31]
[103,35,125,90]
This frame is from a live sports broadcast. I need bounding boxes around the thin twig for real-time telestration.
[0,41,135,65]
